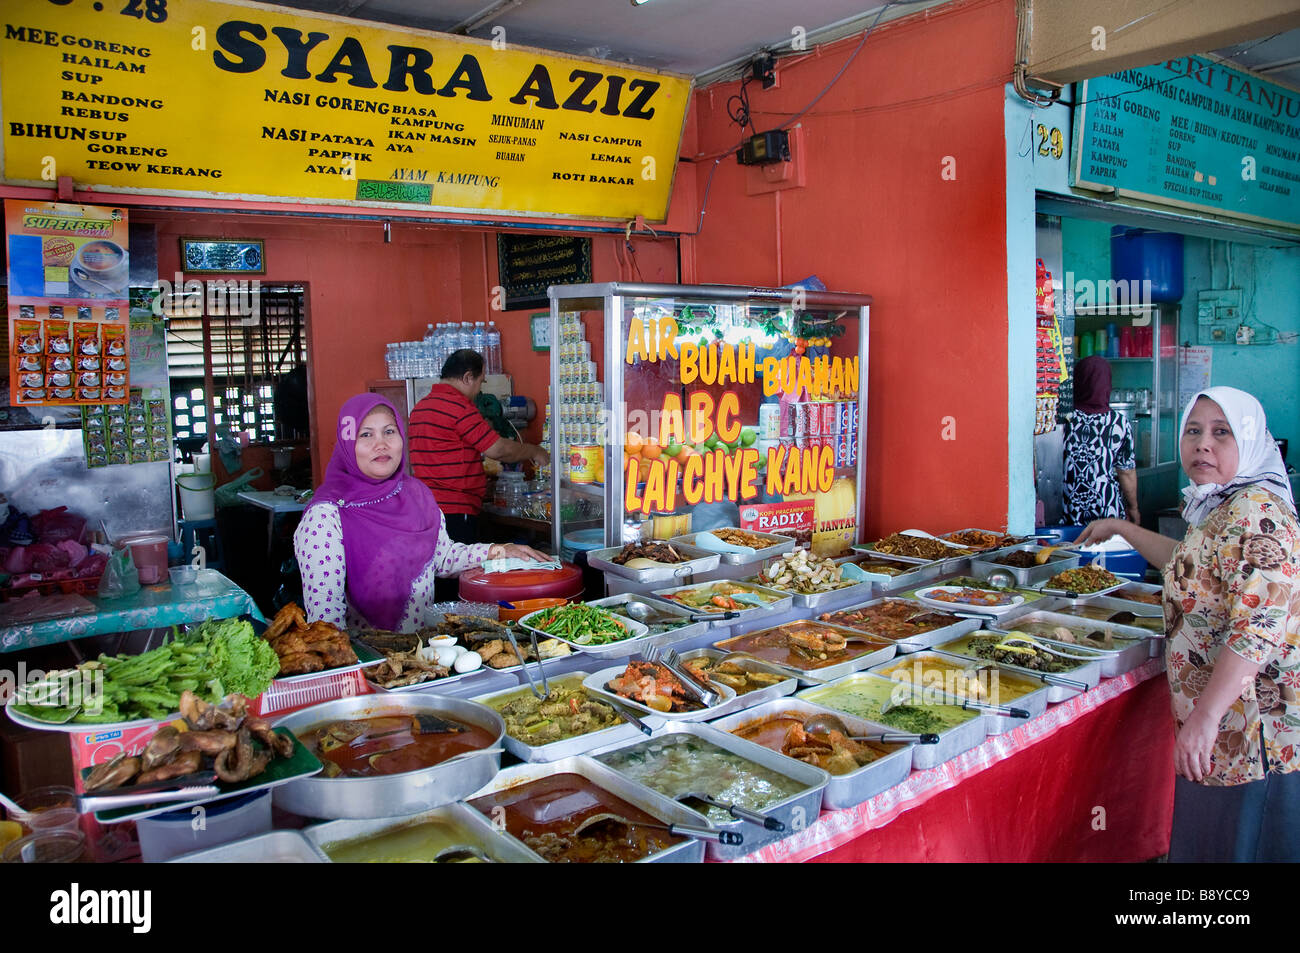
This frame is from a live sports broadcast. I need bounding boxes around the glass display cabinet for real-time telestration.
[545,282,871,568]
[1073,302,1179,471]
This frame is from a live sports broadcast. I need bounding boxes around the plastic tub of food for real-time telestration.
[136,790,272,863]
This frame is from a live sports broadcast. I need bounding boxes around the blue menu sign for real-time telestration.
[1073,56,1300,228]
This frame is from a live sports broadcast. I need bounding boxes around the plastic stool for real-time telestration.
[178,518,224,572]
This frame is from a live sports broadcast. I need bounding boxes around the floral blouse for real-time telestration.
[293,502,493,632]
[1163,486,1300,785]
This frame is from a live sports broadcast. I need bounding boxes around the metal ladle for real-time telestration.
[433,845,496,863]
[572,813,743,845]
[801,711,940,745]
[677,792,784,832]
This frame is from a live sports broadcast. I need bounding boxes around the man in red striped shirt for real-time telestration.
[409,349,549,552]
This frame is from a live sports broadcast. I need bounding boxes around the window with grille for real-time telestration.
[165,285,307,459]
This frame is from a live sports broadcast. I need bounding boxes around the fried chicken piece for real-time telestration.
[277,652,325,675]
[475,639,504,661]
[264,602,306,641]
[487,648,522,668]
[314,643,359,667]
[136,749,202,785]
[269,630,311,658]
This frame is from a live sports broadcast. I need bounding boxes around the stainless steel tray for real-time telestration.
[711,620,897,685]
[587,542,721,583]
[933,630,1103,702]
[590,721,829,861]
[675,647,799,719]
[814,596,984,652]
[586,593,711,644]
[940,528,1031,557]
[851,543,935,566]
[168,830,326,863]
[867,650,1051,735]
[648,579,795,626]
[742,573,877,609]
[271,694,504,820]
[668,528,796,565]
[995,609,1154,678]
[707,697,914,810]
[472,673,644,763]
[841,554,945,591]
[583,664,738,723]
[302,801,542,863]
[464,755,707,863]
[796,672,988,770]
[970,544,1082,588]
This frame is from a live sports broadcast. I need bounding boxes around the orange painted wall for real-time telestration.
[141,210,678,478]
[682,0,1017,536]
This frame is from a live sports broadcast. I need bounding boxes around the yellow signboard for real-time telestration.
[1,0,692,221]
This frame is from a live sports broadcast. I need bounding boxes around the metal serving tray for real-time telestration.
[587,542,722,584]
[867,650,1051,735]
[302,801,542,863]
[995,609,1155,678]
[815,596,984,652]
[675,647,799,720]
[472,673,644,763]
[586,593,711,644]
[934,630,1103,702]
[648,579,794,627]
[168,830,326,863]
[711,620,897,686]
[668,528,796,566]
[840,554,945,590]
[970,543,1082,588]
[366,664,522,696]
[465,755,707,863]
[583,664,738,723]
[590,721,829,862]
[851,543,934,565]
[741,573,877,610]
[796,673,988,770]
[940,528,1031,558]
[707,698,914,810]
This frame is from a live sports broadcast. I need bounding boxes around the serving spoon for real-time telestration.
[432,845,496,863]
[676,792,784,832]
[573,812,743,845]
[800,711,939,745]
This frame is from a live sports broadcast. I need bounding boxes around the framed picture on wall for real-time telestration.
[530,314,550,351]
[180,238,266,274]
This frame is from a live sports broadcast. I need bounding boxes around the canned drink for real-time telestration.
[821,402,838,436]
[805,403,822,438]
[848,402,861,430]
[794,403,809,440]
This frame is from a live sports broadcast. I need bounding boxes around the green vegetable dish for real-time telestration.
[492,684,621,747]
[524,603,640,646]
[801,677,979,733]
[14,617,280,724]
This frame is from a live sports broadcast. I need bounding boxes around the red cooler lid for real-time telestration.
[458,563,585,602]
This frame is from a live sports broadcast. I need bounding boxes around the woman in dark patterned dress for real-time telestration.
[1062,356,1139,525]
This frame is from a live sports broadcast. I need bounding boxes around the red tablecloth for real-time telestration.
[738,659,1176,863]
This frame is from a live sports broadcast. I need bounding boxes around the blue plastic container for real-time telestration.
[1110,227,1183,303]
[1035,525,1148,578]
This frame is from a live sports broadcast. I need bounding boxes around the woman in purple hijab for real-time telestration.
[293,393,546,631]
[1062,356,1140,525]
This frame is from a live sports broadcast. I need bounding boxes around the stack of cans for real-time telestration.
[779,399,859,467]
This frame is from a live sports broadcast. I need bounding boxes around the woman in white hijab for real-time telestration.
[1078,387,1298,861]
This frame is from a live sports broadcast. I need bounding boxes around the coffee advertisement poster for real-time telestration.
[5,200,130,407]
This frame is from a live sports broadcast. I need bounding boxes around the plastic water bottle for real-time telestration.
[487,322,502,375]
[458,322,472,352]
[473,321,486,358]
